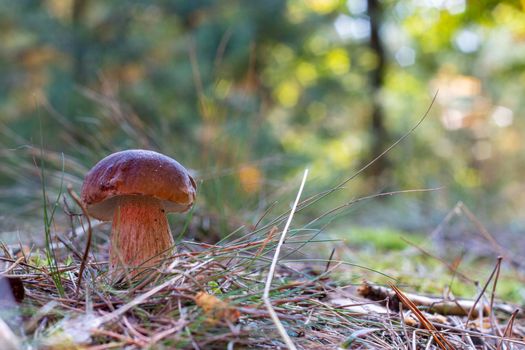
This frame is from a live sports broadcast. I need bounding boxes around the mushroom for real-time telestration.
[81,150,196,278]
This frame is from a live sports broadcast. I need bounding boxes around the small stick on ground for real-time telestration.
[263,169,308,350]
[358,281,490,318]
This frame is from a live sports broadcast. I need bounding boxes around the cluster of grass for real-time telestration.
[0,208,371,349]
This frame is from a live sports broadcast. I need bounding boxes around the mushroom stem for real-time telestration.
[110,195,174,277]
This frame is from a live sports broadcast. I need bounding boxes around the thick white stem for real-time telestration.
[110,196,174,278]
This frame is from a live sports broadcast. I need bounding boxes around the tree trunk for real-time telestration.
[72,0,88,84]
[366,0,390,184]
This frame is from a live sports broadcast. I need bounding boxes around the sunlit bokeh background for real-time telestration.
[2,0,525,245]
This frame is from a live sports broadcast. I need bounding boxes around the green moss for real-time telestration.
[335,226,425,251]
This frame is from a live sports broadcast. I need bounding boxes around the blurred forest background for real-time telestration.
[1,0,525,242]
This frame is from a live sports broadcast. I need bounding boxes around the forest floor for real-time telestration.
[1,186,525,350]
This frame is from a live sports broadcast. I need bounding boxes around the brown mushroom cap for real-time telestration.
[81,150,196,221]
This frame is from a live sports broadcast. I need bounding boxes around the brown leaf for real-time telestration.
[195,292,240,324]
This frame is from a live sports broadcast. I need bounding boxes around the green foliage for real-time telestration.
[1,0,525,234]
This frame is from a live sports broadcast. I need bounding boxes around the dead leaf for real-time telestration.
[195,292,240,324]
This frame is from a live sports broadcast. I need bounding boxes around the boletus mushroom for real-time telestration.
[81,150,196,278]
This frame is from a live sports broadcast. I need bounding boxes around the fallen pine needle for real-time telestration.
[390,283,454,350]
[95,259,212,326]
